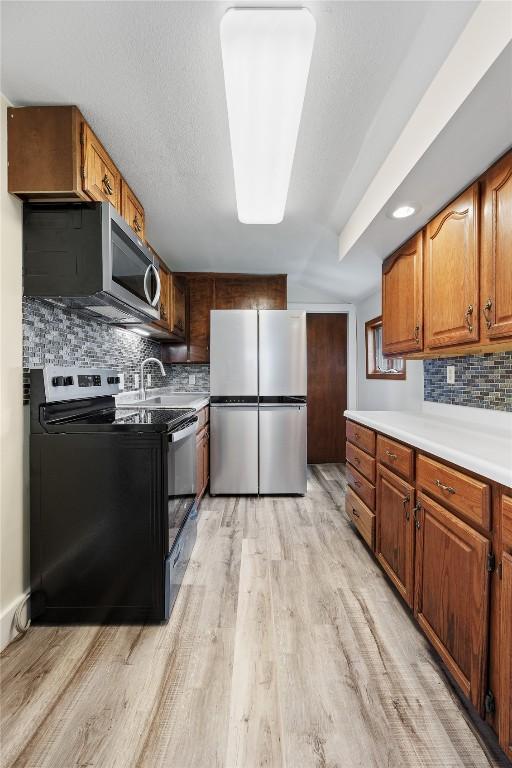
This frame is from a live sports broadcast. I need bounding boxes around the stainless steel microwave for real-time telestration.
[23,202,161,325]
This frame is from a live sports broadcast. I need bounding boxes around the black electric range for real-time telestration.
[29,367,198,625]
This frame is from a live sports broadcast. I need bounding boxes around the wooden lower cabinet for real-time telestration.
[376,465,415,607]
[414,492,490,711]
[196,408,210,502]
[500,552,512,759]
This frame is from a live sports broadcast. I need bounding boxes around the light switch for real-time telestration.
[147,373,152,387]
[134,373,140,389]
[446,365,455,384]
[189,374,196,386]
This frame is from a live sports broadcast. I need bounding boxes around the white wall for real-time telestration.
[0,96,28,650]
[355,290,424,411]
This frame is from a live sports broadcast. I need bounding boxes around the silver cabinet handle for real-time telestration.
[351,507,360,518]
[385,449,397,461]
[434,479,455,495]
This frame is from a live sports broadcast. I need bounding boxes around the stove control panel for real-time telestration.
[43,367,123,402]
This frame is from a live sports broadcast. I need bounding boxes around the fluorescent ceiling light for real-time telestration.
[220,8,316,224]
[391,205,416,219]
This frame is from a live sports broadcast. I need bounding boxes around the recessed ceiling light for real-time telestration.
[220,8,316,224]
[391,205,417,219]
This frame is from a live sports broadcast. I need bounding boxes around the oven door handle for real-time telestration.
[169,421,197,443]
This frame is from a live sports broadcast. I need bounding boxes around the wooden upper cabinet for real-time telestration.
[414,492,490,712]
[376,465,415,607]
[382,231,423,354]
[188,277,214,362]
[121,179,145,240]
[424,184,480,350]
[500,552,512,760]
[7,106,88,200]
[157,260,171,332]
[481,150,512,341]
[82,123,121,211]
[169,275,186,340]
[215,275,287,310]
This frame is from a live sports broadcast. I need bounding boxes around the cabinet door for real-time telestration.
[382,231,423,354]
[158,263,171,332]
[170,275,186,340]
[424,184,479,349]
[376,465,415,607]
[203,429,209,494]
[500,552,512,760]
[82,123,121,210]
[481,150,512,341]
[196,431,204,500]
[414,492,490,710]
[121,179,145,240]
[188,277,214,362]
[214,275,287,310]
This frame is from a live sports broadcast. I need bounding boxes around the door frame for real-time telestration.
[288,303,356,409]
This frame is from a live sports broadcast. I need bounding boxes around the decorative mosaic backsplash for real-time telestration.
[424,352,512,411]
[23,298,209,402]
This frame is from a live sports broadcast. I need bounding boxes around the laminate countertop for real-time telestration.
[344,404,512,487]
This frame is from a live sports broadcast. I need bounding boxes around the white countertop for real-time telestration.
[344,403,512,487]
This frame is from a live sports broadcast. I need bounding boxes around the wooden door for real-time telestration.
[424,184,479,349]
[157,263,171,332]
[376,465,415,607]
[82,123,121,210]
[188,277,214,362]
[306,314,347,463]
[120,179,145,240]
[500,552,512,760]
[382,231,423,354]
[481,150,512,341]
[414,492,490,711]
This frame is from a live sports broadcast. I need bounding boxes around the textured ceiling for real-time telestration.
[1,1,478,301]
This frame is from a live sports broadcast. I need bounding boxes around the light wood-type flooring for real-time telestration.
[1,465,508,768]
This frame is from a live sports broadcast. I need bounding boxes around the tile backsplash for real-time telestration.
[23,298,209,402]
[424,352,512,412]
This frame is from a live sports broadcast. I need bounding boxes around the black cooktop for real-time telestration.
[44,406,196,433]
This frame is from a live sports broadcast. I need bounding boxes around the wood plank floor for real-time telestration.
[0,464,508,768]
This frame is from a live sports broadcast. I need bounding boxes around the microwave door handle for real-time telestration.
[143,263,161,307]
[151,264,161,307]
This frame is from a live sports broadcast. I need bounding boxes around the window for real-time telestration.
[365,316,406,380]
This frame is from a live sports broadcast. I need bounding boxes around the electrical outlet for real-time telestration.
[189,374,196,386]
[118,373,125,391]
[134,373,140,389]
[147,373,152,387]
[446,365,455,384]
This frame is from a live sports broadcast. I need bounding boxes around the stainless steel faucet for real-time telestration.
[140,358,166,401]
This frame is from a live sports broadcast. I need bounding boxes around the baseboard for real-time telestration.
[0,591,29,652]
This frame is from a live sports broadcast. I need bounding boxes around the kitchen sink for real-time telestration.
[117,392,209,410]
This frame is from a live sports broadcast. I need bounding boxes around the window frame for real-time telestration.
[365,315,406,380]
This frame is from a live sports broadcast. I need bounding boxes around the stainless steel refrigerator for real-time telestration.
[210,310,307,495]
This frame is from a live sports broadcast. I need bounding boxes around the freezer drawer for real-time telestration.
[210,310,258,396]
[210,405,259,494]
[258,310,307,397]
[259,405,307,494]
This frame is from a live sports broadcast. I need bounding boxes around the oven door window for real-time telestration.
[111,222,157,304]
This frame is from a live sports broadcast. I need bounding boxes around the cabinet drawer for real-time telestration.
[346,463,375,510]
[346,420,375,456]
[377,435,414,481]
[346,441,375,483]
[416,454,491,530]
[346,487,375,550]
[503,494,512,552]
